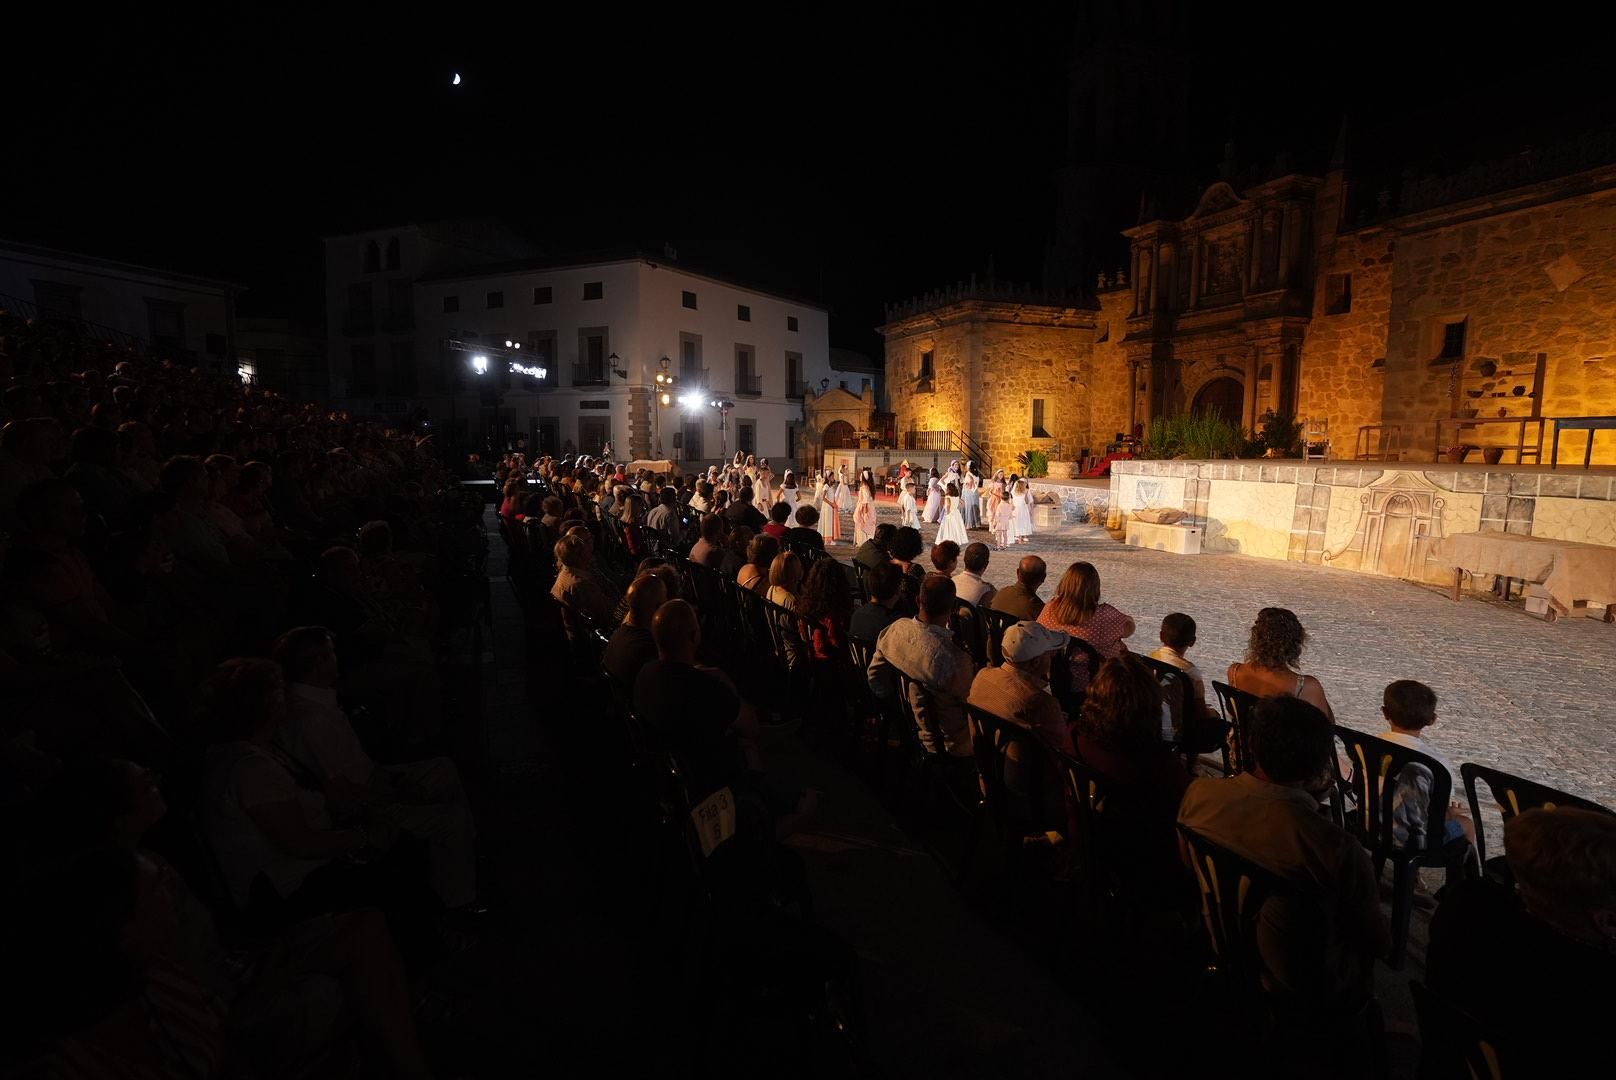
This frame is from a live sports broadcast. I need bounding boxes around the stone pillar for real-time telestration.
[1148,244,1160,313]
[1267,343,1286,421]
[1188,237,1201,310]
[627,386,652,460]
[1242,349,1260,430]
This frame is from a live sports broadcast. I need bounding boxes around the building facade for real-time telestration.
[0,239,240,371]
[884,154,1616,467]
[235,317,327,402]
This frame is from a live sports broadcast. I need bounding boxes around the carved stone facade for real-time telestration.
[884,160,1616,466]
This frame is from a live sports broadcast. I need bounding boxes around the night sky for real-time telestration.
[5,8,1611,355]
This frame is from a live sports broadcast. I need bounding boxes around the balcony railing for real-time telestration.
[680,366,709,385]
[571,364,611,387]
[787,380,807,399]
[735,374,762,396]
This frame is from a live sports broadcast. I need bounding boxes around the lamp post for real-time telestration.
[653,356,675,460]
[710,397,735,464]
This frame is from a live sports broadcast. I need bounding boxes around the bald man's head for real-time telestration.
[624,573,668,627]
[651,599,700,663]
[1017,555,1047,590]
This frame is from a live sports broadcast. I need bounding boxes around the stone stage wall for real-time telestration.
[1108,459,1616,588]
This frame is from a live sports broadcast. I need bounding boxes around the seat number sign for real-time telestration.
[691,787,737,858]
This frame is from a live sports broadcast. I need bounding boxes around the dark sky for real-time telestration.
[5,7,1612,354]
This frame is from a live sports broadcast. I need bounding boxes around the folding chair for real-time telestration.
[1460,762,1613,882]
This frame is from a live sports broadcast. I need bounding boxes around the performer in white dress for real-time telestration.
[935,482,969,546]
[960,462,981,529]
[756,459,775,507]
[817,471,845,543]
[853,476,878,545]
[922,470,944,523]
[1011,478,1035,543]
[897,480,920,527]
[778,471,799,517]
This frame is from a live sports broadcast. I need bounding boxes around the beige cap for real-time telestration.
[1002,621,1070,662]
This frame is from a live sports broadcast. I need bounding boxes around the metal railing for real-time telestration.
[0,291,147,351]
[903,429,994,473]
[571,364,611,387]
[735,374,762,396]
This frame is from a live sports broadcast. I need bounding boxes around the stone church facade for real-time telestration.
[882,156,1616,465]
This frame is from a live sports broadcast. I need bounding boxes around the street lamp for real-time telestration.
[470,354,489,375]
[710,397,735,464]
[652,356,674,457]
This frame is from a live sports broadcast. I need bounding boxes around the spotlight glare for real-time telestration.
[471,354,489,375]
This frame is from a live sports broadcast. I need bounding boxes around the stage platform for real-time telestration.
[1106,458,1616,589]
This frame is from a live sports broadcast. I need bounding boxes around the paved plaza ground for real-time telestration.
[847,497,1616,819]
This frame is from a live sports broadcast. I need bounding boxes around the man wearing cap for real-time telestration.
[969,621,1074,760]
[867,573,976,760]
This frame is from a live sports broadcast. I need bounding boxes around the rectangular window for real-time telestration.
[737,420,756,457]
[786,350,803,397]
[387,342,417,395]
[206,333,226,357]
[577,328,610,385]
[734,344,759,395]
[525,330,558,386]
[147,298,185,348]
[682,419,704,461]
[486,291,504,309]
[31,280,82,320]
[443,295,459,313]
[787,315,798,332]
[679,333,704,382]
[1325,273,1352,315]
[583,281,604,300]
[532,286,552,305]
[682,290,698,309]
[736,304,751,321]
[579,400,611,410]
[920,349,934,379]
[349,344,377,397]
[1440,318,1467,360]
[1032,398,1050,438]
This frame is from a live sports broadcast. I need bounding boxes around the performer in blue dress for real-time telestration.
[960,460,981,529]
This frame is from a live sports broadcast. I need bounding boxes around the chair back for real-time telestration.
[1139,655,1194,744]
[1332,723,1455,854]
[1460,762,1614,866]
[981,607,1017,667]
[1177,823,1315,1000]
[968,706,1053,844]
[894,669,948,756]
[734,583,773,664]
[843,560,869,604]
[1211,680,1260,773]
[1050,636,1104,717]
[762,597,806,673]
[1409,980,1504,1080]
[951,599,987,668]
[785,538,825,566]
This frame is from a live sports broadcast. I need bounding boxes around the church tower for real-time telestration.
[1046,0,1193,294]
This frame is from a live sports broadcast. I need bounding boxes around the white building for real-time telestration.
[0,239,239,371]
[417,255,828,466]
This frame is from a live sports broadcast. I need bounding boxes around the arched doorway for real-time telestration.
[822,420,856,449]
[1192,377,1244,426]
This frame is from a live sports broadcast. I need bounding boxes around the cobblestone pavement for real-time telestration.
[832,499,1616,815]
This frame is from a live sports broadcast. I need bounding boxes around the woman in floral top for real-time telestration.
[1036,560,1136,692]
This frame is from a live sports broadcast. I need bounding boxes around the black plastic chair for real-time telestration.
[1050,636,1104,719]
[1332,724,1478,969]
[1211,680,1260,775]
[968,706,1057,861]
[951,599,987,668]
[1139,655,1192,743]
[1460,762,1614,880]
[980,607,1017,667]
[893,670,982,870]
[1410,980,1503,1080]
[1177,822,1306,1001]
[848,636,896,786]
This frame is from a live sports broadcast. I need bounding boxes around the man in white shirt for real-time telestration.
[952,542,997,608]
[645,486,684,545]
[1379,679,1476,850]
[867,574,976,758]
[273,626,478,909]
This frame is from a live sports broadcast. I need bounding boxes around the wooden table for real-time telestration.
[1433,417,1546,464]
[1549,415,1616,469]
[1442,530,1616,623]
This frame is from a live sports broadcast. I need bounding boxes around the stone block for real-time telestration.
[1538,475,1581,499]
[1453,471,1487,492]
[1480,517,1506,532]
[1482,494,1510,520]
[1506,496,1536,525]
[1510,474,1542,496]
[1580,477,1614,500]
[1505,517,1534,535]
[1486,472,1512,494]
[1124,519,1202,554]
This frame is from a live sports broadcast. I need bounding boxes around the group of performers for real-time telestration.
[696,453,884,547]
[893,459,1036,551]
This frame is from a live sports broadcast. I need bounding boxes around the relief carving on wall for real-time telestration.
[1204,239,1245,298]
[1322,471,1448,582]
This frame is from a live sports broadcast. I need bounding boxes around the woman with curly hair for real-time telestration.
[1228,606,1334,720]
[1076,655,1190,891]
[796,557,854,661]
[1036,561,1135,691]
[737,533,779,595]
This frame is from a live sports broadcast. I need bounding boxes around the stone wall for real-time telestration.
[1296,229,1395,448]
[1087,288,1136,446]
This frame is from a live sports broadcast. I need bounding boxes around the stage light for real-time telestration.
[660,392,671,405]
[471,355,489,375]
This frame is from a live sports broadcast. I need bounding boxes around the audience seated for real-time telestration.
[724,484,767,532]
[867,574,975,762]
[784,505,825,553]
[797,558,853,662]
[990,555,1046,620]
[968,621,1072,814]
[1377,679,1476,850]
[851,561,904,644]
[1227,607,1335,721]
[853,522,893,575]
[766,551,805,609]
[762,500,791,540]
[645,485,684,546]
[273,626,479,910]
[952,541,996,608]
[603,573,667,684]
[551,532,618,630]
[1178,696,1389,1005]
[1074,656,1189,890]
[719,525,754,579]
[887,525,926,611]
[738,534,779,595]
[930,540,960,577]
[1146,612,1228,755]
[1427,808,1616,1073]
[688,511,726,569]
[1036,561,1135,692]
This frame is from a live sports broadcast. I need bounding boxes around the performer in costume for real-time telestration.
[922,469,944,523]
[936,482,968,545]
[960,461,981,529]
[853,475,878,545]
